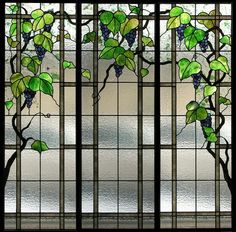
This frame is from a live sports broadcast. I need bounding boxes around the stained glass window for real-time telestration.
[1,1,233,231]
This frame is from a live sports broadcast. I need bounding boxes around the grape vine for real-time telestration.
[4,4,76,188]
[164,6,232,194]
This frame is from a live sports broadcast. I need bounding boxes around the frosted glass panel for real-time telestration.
[82,181,93,213]
[99,182,117,212]
[119,182,137,212]
[161,181,172,212]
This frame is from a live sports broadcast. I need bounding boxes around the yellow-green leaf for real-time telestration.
[82,69,91,80]
[120,18,139,36]
[210,56,230,73]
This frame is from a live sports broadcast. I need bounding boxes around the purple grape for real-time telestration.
[24,89,36,108]
[34,44,46,61]
[191,73,202,89]
[199,32,209,52]
[100,23,110,41]
[125,29,136,47]
[176,24,187,41]
[44,24,52,32]
[114,64,124,78]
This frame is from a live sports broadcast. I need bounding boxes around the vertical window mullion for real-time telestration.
[137,3,143,229]
[215,3,221,229]
[170,3,177,229]
[92,3,99,229]
[59,3,65,230]
[16,3,22,230]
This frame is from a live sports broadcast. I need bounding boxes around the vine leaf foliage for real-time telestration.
[167,6,191,29]
[204,85,217,97]
[5,100,14,111]
[99,10,126,35]
[210,56,230,73]
[22,56,42,75]
[10,73,31,98]
[29,72,53,96]
[178,58,201,80]
[31,9,54,31]
[31,140,49,153]
[184,26,205,50]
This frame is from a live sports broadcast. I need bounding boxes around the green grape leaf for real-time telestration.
[105,38,119,47]
[114,11,126,24]
[99,47,116,59]
[7,37,19,48]
[124,50,134,59]
[186,110,197,124]
[220,35,231,46]
[32,10,54,31]
[31,9,44,19]
[107,18,121,35]
[210,56,230,73]
[184,26,205,50]
[63,60,76,69]
[167,16,181,29]
[31,140,49,153]
[33,33,53,52]
[140,68,149,78]
[180,12,191,24]
[82,31,96,43]
[186,101,199,111]
[9,4,19,13]
[204,85,217,97]
[207,132,218,143]
[22,21,33,33]
[10,73,31,98]
[219,96,231,105]
[116,54,126,66]
[64,33,71,39]
[120,18,139,36]
[29,72,53,96]
[129,5,140,14]
[170,6,183,17]
[142,36,154,47]
[197,11,216,29]
[99,11,114,25]
[9,20,17,37]
[125,58,136,71]
[113,47,125,58]
[82,69,91,80]
[196,107,208,121]
[5,100,14,111]
[22,56,41,75]
[178,58,201,80]
[203,127,214,137]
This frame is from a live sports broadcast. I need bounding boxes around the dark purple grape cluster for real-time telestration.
[22,32,31,43]
[191,73,202,89]
[125,29,136,47]
[24,89,36,108]
[199,32,209,52]
[200,113,212,128]
[200,113,212,138]
[44,24,52,32]
[114,64,124,78]
[176,24,187,41]
[34,44,46,61]
[100,23,110,41]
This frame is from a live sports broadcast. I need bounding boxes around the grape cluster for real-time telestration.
[125,29,136,47]
[114,64,124,78]
[191,73,202,89]
[100,23,110,41]
[200,113,212,128]
[199,32,209,52]
[35,44,46,61]
[200,113,212,138]
[24,89,36,108]
[22,19,31,43]
[44,24,52,32]
[176,24,187,41]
